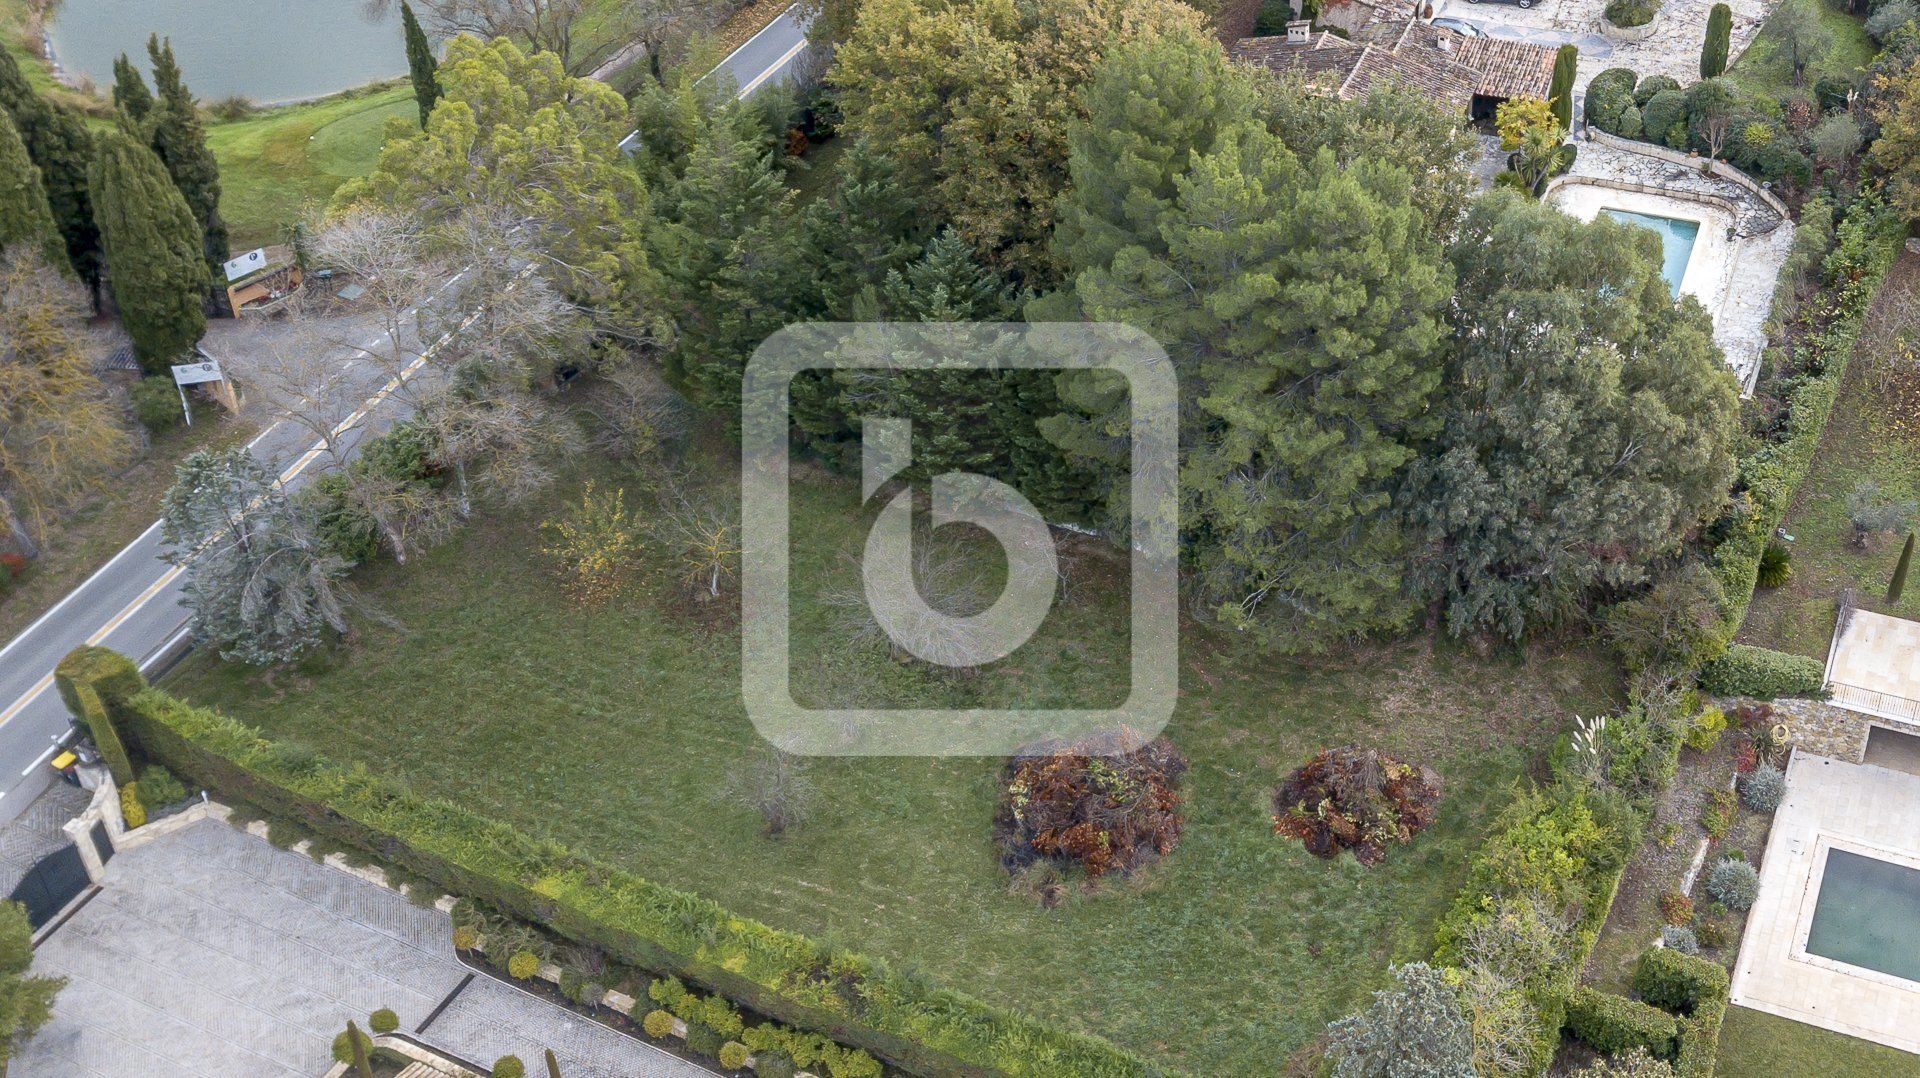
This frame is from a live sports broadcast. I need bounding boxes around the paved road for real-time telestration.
[0,288,463,823]
[17,818,711,1076]
[708,5,814,98]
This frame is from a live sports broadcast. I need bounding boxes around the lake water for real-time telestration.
[47,0,406,106]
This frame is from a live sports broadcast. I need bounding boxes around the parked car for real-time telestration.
[1430,16,1489,34]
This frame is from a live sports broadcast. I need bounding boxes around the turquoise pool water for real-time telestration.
[1805,849,1920,983]
[1602,208,1700,299]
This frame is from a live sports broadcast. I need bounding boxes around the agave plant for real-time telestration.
[1757,541,1792,587]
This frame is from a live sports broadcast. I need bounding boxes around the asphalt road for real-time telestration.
[0,17,818,823]
[0,282,466,822]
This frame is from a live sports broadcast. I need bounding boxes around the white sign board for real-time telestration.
[222,248,268,282]
[171,360,223,386]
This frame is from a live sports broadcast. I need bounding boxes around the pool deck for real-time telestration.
[1548,138,1793,394]
[1730,752,1920,1057]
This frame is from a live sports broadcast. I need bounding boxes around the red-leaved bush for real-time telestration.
[994,728,1187,878]
[1271,746,1442,866]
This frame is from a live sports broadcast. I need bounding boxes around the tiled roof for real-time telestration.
[1230,18,1556,109]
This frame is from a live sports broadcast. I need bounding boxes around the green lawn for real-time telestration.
[164,445,1621,1072]
[206,84,415,250]
[1728,0,1875,99]
[1738,257,1920,658]
[1716,1006,1920,1076]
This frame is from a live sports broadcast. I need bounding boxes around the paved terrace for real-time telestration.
[15,819,710,1078]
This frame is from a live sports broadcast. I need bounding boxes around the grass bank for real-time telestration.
[206,83,416,250]
[1716,1005,1920,1076]
[1738,255,1920,659]
[1728,0,1874,99]
[164,442,1621,1072]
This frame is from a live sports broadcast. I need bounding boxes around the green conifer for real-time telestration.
[145,36,229,269]
[89,126,207,372]
[402,2,441,127]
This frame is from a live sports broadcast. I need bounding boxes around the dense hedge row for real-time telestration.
[1698,643,1827,698]
[1561,948,1730,1074]
[56,647,1163,1078]
[1563,987,1677,1056]
[1707,202,1905,643]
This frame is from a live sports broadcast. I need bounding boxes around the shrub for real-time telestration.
[1587,68,1640,131]
[995,729,1187,877]
[137,764,189,808]
[1604,563,1729,674]
[1325,963,1475,1078]
[1577,1046,1677,1076]
[1563,987,1678,1055]
[1617,104,1645,138]
[452,924,480,950]
[1606,0,1660,27]
[1658,890,1694,925]
[720,1041,751,1070]
[753,1053,797,1078]
[1634,74,1682,107]
[1435,786,1616,959]
[1661,925,1700,955]
[493,1056,525,1078]
[1705,857,1760,911]
[1634,945,1729,1014]
[332,1024,372,1064]
[130,376,185,434]
[1696,919,1729,950]
[1701,788,1737,839]
[1699,644,1826,698]
[1846,480,1915,548]
[643,1009,677,1039]
[1870,0,1919,40]
[369,1007,399,1034]
[1756,542,1791,587]
[119,782,146,828]
[1642,89,1690,148]
[207,94,255,120]
[686,1020,726,1057]
[1739,764,1785,812]
[506,951,540,979]
[1682,706,1727,753]
[1271,745,1443,865]
[1734,739,1759,773]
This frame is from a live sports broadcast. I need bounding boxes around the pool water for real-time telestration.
[1601,208,1700,300]
[1805,848,1920,983]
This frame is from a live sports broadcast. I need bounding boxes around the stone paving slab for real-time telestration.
[1438,0,1775,89]
[14,820,712,1078]
[0,781,88,894]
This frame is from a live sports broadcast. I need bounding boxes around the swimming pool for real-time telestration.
[1805,848,1920,983]
[1601,208,1700,300]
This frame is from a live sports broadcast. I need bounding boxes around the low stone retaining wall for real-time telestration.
[1583,127,1792,222]
[1719,695,1920,763]
[1541,173,1743,222]
[1600,12,1662,43]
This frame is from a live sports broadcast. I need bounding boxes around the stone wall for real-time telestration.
[1582,127,1793,222]
[1723,695,1920,763]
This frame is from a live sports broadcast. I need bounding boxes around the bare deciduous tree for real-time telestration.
[368,0,713,79]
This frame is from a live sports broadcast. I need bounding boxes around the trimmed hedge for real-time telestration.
[58,647,1162,1078]
[1633,947,1728,1015]
[1563,987,1678,1057]
[1707,203,1905,644]
[1698,643,1826,698]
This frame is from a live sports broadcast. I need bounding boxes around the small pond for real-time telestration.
[1805,848,1920,984]
[47,0,407,106]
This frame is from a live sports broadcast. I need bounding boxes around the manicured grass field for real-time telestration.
[205,84,416,250]
[165,446,1621,1072]
[1728,0,1875,99]
[1739,257,1920,658]
[1716,1006,1920,1076]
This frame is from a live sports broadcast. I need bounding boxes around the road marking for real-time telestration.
[21,744,59,776]
[736,36,809,98]
[0,267,525,742]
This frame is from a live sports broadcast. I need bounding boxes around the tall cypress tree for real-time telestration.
[1702,4,1732,79]
[112,53,154,123]
[90,126,207,372]
[0,108,63,268]
[0,47,98,288]
[145,35,229,269]
[1549,45,1578,131]
[401,1,440,128]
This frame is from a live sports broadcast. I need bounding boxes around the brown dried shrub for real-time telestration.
[993,728,1187,878]
[1271,745,1443,866]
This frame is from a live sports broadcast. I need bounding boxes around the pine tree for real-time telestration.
[799,138,926,318]
[0,47,98,287]
[401,2,440,127]
[1549,45,1578,131]
[1702,3,1732,79]
[0,901,63,1063]
[0,109,62,267]
[111,53,153,122]
[89,125,207,372]
[1891,531,1915,603]
[649,103,806,412]
[145,35,229,269]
